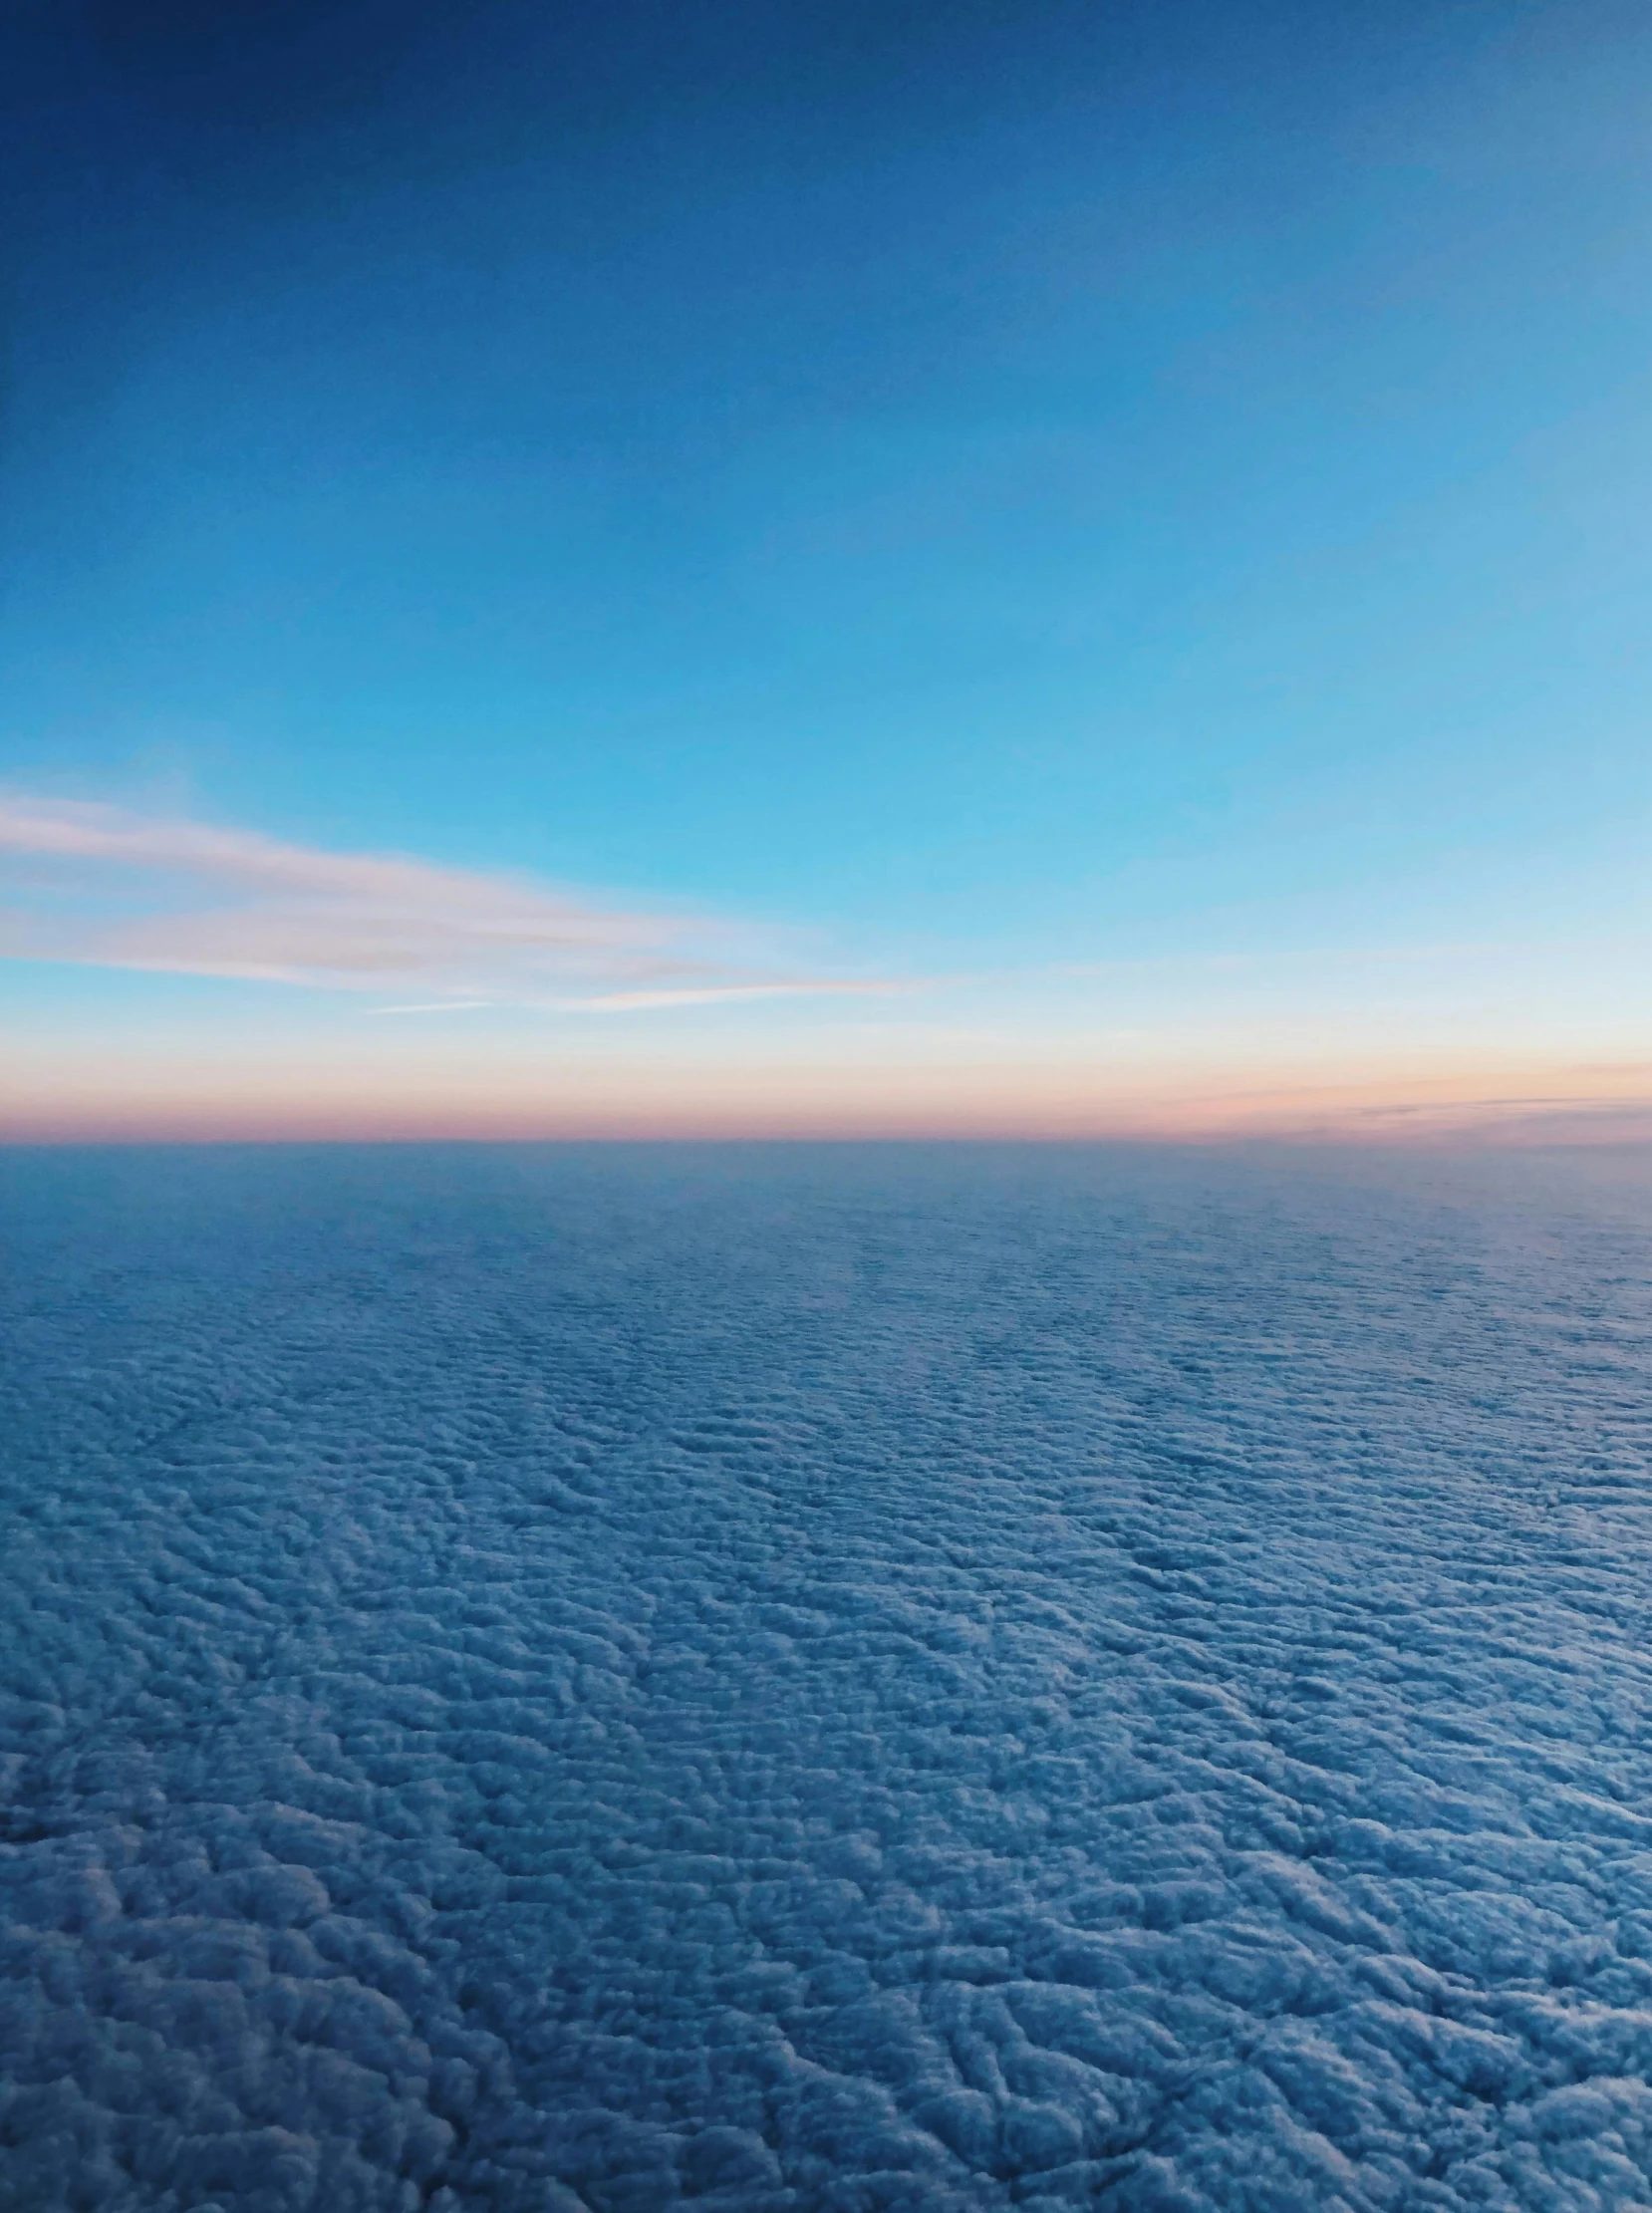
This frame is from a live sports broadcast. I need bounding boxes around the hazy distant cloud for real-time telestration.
[368,984,899,1016]
[0,793,877,1009]
[542,982,903,1014]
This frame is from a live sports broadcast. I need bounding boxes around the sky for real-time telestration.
[2,0,1650,1142]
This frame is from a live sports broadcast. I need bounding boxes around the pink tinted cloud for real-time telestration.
[0,793,875,1006]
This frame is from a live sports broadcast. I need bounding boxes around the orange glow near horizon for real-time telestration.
[6,1049,1651,1149]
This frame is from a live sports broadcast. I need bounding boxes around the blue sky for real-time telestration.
[2,0,1650,1138]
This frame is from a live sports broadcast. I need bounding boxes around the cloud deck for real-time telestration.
[1,1143,1649,2210]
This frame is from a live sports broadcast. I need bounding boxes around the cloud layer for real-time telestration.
[4,1145,1652,2208]
[0,793,866,1008]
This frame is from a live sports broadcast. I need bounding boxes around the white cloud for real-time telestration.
[540,981,904,1014]
[0,793,883,1009]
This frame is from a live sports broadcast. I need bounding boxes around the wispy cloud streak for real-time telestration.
[0,794,879,1008]
[535,981,905,1014]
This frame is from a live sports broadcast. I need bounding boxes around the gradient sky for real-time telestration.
[3,0,1650,1140]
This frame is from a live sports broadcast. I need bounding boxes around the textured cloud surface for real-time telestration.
[2,1143,1651,2210]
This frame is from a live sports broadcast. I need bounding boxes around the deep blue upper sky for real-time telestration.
[2,1,1649,1135]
